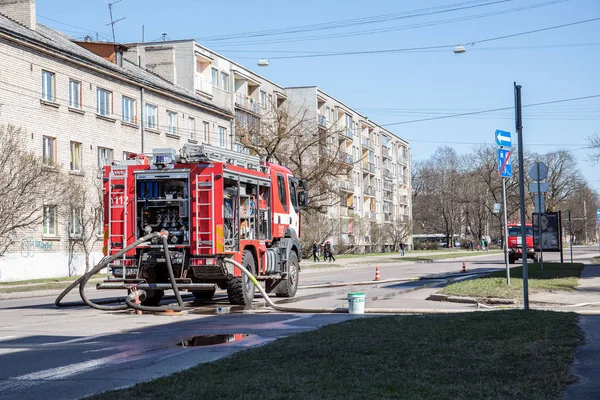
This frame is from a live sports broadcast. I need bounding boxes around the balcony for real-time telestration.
[398,156,408,166]
[195,74,212,96]
[235,93,260,114]
[338,179,354,192]
[383,192,393,201]
[343,128,354,140]
[399,195,409,205]
[382,146,391,159]
[338,152,353,165]
[364,210,376,220]
[382,168,392,179]
[383,181,392,191]
[363,185,375,197]
[318,114,327,129]
[384,212,393,222]
[339,205,349,217]
[361,137,374,150]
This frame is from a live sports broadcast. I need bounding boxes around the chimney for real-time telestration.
[0,0,36,30]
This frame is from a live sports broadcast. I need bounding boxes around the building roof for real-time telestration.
[0,15,233,118]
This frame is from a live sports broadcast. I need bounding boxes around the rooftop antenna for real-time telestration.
[107,0,126,43]
[161,32,168,41]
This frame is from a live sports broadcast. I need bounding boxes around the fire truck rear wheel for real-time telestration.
[276,251,299,298]
[141,290,164,306]
[227,250,256,305]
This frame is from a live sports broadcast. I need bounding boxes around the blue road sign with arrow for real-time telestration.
[495,129,512,147]
[498,148,512,178]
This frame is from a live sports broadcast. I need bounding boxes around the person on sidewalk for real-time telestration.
[399,241,405,256]
[324,241,336,262]
[312,240,320,262]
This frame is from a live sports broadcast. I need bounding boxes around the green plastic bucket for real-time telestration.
[347,292,366,314]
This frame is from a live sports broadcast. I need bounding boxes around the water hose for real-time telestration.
[223,259,478,314]
[124,235,185,313]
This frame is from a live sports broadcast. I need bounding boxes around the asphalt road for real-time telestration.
[0,246,595,400]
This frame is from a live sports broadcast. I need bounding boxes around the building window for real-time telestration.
[98,147,113,168]
[268,94,273,109]
[203,121,210,143]
[70,208,83,238]
[41,70,55,102]
[42,136,56,166]
[43,205,57,236]
[220,72,229,92]
[68,79,81,109]
[70,141,81,171]
[260,91,267,108]
[96,88,113,116]
[167,111,178,135]
[218,126,226,148]
[188,117,196,140]
[211,68,218,87]
[122,96,136,124]
[145,104,158,129]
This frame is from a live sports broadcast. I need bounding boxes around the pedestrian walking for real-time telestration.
[324,241,336,262]
[312,240,320,262]
[480,238,486,251]
[399,241,405,256]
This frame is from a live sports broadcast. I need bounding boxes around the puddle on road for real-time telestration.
[177,334,249,347]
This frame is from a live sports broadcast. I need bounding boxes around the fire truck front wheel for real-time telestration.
[227,250,256,305]
[275,251,299,298]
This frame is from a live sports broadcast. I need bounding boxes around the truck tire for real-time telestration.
[141,290,164,306]
[509,255,515,264]
[532,254,539,263]
[227,250,255,306]
[276,252,299,298]
[192,289,216,301]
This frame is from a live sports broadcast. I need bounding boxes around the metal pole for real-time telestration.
[515,82,529,310]
[537,162,543,270]
[503,177,510,285]
[569,210,573,263]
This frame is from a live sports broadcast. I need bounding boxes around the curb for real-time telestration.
[0,289,65,300]
[427,293,517,305]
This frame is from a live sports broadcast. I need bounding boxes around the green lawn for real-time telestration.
[440,263,584,299]
[92,310,581,400]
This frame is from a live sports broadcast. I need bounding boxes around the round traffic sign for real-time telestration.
[528,161,548,181]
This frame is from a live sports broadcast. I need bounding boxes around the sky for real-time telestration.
[36,0,600,191]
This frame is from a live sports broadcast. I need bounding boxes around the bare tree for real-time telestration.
[384,218,412,251]
[587,132,600,164]
[0,125,67,257]
[61,170,104,274]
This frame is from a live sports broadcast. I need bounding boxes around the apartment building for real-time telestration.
[124,40,288,152]
[286,87,412,252]
[0,1,233,280]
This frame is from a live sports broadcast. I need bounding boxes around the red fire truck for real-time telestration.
[507,222,538,264]
[99,144,307,306]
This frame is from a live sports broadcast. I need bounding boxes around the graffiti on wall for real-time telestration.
[20,236,53,258]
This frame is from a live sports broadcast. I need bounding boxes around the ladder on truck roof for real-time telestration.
[107,165,128,262]
[180,143,266,172]
[195,172,216,254]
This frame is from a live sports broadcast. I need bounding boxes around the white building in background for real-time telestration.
[285,87,412,251]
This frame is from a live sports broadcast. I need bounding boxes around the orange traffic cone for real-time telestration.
[461,262,467,273]
[374,267,381,281]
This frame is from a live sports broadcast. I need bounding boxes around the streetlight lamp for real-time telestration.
[453,45,466,54]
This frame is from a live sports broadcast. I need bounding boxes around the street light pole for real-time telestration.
[502,178,510,285]
[515,82,529,310]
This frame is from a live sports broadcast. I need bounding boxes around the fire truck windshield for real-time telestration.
[508,226,533,236]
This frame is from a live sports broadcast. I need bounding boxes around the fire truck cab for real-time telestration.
[101,144,308,306]
[507,223,538,264]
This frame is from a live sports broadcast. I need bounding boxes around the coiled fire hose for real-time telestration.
[55,232,185,312]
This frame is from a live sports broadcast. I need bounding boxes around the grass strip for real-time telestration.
[0,274,104,286]
[440,263,584,299]
[92,310,581,400]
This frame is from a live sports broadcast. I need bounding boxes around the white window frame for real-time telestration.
[188,117,196,140]
[42,70,55,102]
[203,121,210,143]
[96,88,113,116]
[68,79,81,109]
[98,147,113,168]
[122,96,136,124]
[42,136,56,166]
[166,111,178,135]
[211,68,219,87]
[145,103,158,129]
[70,141,82,172]
[43,205,57,237]
[260,91,267,108]
[218,126,227,148]
[69,208,83,238]
[220,72,229,92]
